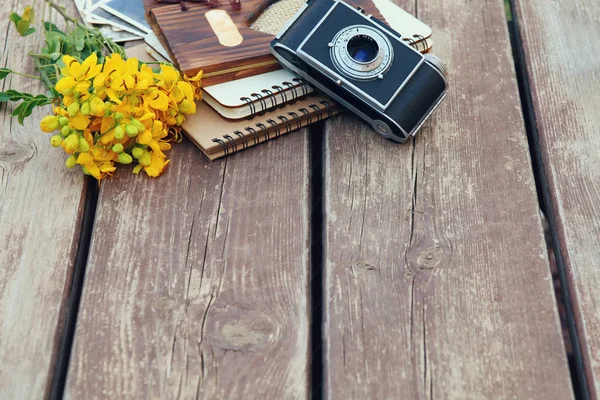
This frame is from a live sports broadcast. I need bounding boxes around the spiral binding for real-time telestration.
[211,100,336,156]
[403,34,430,53]
[238,78,313,120]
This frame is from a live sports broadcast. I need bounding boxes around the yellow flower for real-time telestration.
[146,89,170,111]
[55,54,102,95]
[70,113,90,130]
[155,64,180,88]
[76,153,102,179]
[144,152,170,177]
[184,70,203,100]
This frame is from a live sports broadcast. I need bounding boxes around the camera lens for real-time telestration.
[330,25,393,80]
[347,35,379,63]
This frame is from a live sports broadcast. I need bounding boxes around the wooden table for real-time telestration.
[1,0,599,398]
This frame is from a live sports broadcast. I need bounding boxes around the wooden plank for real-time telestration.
[513,0,600,396]
[0,0,87,398]
[64,134,311,398]
[322,0,575,398]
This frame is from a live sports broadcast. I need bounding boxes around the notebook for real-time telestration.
[144,0,434,86]
[203,69,314,119]
[182,94,340,160]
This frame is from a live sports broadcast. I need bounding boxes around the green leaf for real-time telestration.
[0,68,11,80]
[74,27,86,40]
[75,38,85,51]
[7,96,51,125]
[11,101,27,118]
[43,22,64,35]
[17,19,29,36]
[50,52,61,61]
[9,12,22,24]
[23,27,36,36]
[0,90,29,102]
[0,92,14,102]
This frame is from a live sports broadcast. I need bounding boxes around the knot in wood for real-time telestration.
[417,246,443,269]
[209,305,276,352]
[353,261,378,272]
[153,296,176,311]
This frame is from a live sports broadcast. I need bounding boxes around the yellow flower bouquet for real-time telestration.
[1,2,202,181]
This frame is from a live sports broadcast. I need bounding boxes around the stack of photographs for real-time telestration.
[73,0,172,60]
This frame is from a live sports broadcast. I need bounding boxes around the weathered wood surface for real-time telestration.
[0,0,86,398]
[322,0,575,398]
[64,133,311,398]
[514,0,600,396]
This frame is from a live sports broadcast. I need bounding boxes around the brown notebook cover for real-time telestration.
[144,0,431,86]
[182,94,340,159]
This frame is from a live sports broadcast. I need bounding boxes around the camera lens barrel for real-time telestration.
[329,25,394,80]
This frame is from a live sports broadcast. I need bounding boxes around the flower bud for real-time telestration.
[40,115,59,132]
[50,135,63,147]
[138,151,151,167]
[81,165,91,176]
[90,97,106,117]
[79,137,90,152]
[112,143,124,153]
[61,125,71,137]
[80,102,91,116]
[114,112,124,120]
[67,102,80,118]
[59,116,70,127]
[131,147,144,159]
[131,119,145,132]
[126,124,139,137]
[64,133,79,153]
[65,155,77,168]
[118,152,133,164]
[114,125,125,140]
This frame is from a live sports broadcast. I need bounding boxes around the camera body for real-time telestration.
[270,0,448,143]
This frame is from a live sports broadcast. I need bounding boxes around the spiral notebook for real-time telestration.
[203,69,314,120]
[182,94,340,160]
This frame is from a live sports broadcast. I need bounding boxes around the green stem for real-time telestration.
[33,57,58,94]
[9,70,42,80]
[45,1,79,25]
[45,0,126,59]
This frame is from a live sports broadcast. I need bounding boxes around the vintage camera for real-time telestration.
[270,0,448,143]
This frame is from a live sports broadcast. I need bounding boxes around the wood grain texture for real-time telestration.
[322,0,574,398]
[514,0,600,396]
[64,133,311,399]
[0,0,86,398]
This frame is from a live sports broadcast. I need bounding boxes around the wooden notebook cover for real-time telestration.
[144,0,389,86]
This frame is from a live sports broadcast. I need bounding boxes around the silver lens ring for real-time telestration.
[330,25,394,81]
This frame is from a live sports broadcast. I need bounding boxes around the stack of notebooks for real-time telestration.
[136,0,434,160]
